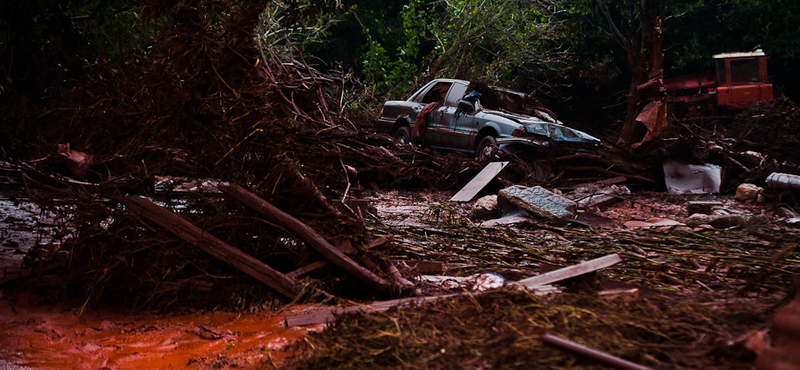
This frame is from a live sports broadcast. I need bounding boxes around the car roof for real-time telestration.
[430,78,471,85]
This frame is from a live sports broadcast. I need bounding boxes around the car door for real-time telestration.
[430,82,469,150]
[450,92,478,151]
[416,81,452,147]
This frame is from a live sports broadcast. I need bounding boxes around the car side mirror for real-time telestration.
[458,100,474,113]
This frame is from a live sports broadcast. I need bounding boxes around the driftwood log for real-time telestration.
[118,195,299,299]
[218,183,392,292]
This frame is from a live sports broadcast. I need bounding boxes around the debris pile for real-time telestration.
[275,183,798,369]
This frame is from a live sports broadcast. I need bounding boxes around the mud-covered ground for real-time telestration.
[280,187,799,370]
[1,184,799,369]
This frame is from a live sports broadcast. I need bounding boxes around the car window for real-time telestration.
[421,82,452,104]
[444,82,468,107]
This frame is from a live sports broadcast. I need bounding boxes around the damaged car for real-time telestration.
[377,79,601,162]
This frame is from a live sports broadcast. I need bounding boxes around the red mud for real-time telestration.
[0,293,319,369]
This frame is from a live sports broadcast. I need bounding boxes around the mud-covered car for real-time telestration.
[377,79,601,162]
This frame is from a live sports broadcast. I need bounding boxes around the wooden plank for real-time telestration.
[285,255,622,326]
[450,161,509,202]
[512,254,622,290]
[219,184,391,292]
[118,195,298,299]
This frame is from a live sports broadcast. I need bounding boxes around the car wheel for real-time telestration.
[476,135,499,163]
[393,126,411,144]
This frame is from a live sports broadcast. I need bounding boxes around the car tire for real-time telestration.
[476,135,499,163]
[393,126,412,144]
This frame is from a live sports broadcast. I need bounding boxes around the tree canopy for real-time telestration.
[3,0,800,138]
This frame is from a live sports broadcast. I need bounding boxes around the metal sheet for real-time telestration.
[449,161,509,202]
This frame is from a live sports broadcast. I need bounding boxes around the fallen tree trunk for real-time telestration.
[117,195,299,299]
[218,183,392,293]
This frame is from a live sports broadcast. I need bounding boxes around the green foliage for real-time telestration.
[388,1,429,89]
[359,0,434,96]
[355,0,569,96]
[428,0,568,86]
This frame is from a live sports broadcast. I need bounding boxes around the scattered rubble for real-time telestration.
[736,183,763,202]
[498,185,578,225]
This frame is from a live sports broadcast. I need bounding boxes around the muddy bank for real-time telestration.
[0,292,319,369]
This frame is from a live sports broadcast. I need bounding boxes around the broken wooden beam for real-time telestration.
[218,183,391,292]
[512,254,622,290]
[542,333,654,370]
[285,235,393,279]
[117,195,298,299]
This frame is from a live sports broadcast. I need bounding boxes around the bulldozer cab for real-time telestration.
[713,49,773,109]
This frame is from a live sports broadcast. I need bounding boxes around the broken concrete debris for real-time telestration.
[567,183,630,209]
[498,185,578,225]
[470,194,500,219]
[683,200,767,229]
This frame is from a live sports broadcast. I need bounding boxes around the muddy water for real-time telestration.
[0,195,319,369]
[0,293,319,369]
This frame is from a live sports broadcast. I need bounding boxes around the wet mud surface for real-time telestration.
[0,292,319,369]
[0,194,320,369]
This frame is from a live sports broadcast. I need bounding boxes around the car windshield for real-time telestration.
[466,82,556,122]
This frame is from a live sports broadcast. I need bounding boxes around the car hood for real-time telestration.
[483,109,601,145]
